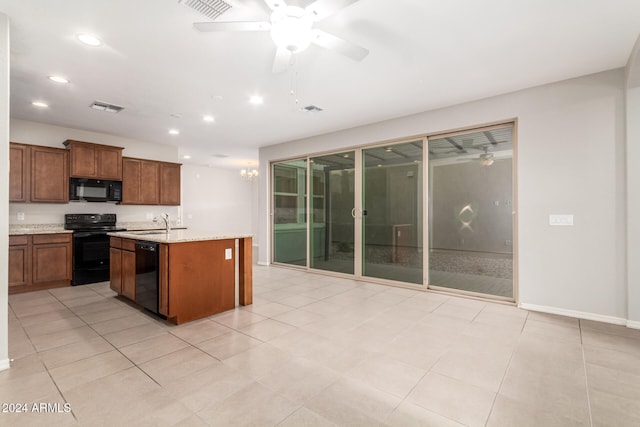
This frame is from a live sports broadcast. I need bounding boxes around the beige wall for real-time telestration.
[626,35,640,327]
[260,68,628,322]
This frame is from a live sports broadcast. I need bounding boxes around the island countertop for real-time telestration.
[107,229,253,244]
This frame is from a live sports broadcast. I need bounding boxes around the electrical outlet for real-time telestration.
[17,212,25,221]
[146,212,154,220]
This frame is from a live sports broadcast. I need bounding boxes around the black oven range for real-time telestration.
[64,213,126,285]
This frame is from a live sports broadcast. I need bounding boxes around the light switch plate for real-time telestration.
[549,214,574,226]
[225,248,232,260]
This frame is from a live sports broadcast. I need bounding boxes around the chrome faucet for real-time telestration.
[155,213,170,233]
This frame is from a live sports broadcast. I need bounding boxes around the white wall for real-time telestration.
[181,164,256,235]
[259,68,627,321]
[8,119,181,226]
[626,35,640,327]
[1,12,10,371]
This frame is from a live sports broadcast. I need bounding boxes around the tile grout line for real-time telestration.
[482,309,529,426]
[579,319,594,427]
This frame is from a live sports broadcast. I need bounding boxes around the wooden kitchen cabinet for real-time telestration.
[9,143,29,202]
[160,162,181,205]
[9,142,69,203]
[9,235,29,290]
[32,234,72,284]
[109,237,136,300]
[8,233,72,294]
[30,145,69,203]
[122,157,160,205]
[64,140,123,180]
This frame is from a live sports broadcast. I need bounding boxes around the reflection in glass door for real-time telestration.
[362,141,424,284]
[428,125,514,299]
[272,159,307,267]
[309,152,355,274]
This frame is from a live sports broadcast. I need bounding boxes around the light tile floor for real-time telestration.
[3,265,640,426]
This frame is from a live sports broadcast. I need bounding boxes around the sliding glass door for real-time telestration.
[362,141,424,283]
[272,159,307,267]
[271,123,515,301]
[427,125,514,298]
[309,152,355,274]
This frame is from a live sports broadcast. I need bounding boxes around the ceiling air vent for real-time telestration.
[90,101,124,113]
[302,105,323,113]
[178,0,231,21]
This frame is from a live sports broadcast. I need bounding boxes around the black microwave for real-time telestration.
[69,178,122,202]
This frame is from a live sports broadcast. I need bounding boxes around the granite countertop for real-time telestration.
[9,224,72,235]
[107,229,253,244]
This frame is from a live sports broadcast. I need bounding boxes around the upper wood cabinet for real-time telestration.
[160,162,181,206]
[9,143,29,202]
[122,157,160,205]
[31,145,69,203]
[64,140,123,180]
[122,157,180,206]
[9,142,68,204]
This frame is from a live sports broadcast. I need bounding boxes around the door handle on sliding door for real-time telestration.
[351,208,357,218]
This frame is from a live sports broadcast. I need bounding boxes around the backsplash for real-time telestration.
[8,202,182,227]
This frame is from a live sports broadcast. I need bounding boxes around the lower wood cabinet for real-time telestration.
[8,233,72,294]
[9,236,29,290]
[109,237,136,300]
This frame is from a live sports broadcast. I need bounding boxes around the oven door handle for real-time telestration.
[73,232,108,238]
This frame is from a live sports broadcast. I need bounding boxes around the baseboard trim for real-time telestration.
[627,320,640,330]
[257,261,270,266]
[0,358,10,372]
[519,303,627,326]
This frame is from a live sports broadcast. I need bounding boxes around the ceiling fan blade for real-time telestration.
[272,47,292,73]
[306,0,361,21]
[193,21,270,32]
[263,0,287,11]
[311,29,369,61]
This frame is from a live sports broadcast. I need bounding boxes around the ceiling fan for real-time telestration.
[190,0,370,73]
[458,146,511,166]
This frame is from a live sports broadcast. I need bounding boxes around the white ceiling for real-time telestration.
[2,0,640,168]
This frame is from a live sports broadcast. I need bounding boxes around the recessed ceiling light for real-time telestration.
[48,75,69,84]
[203,115,215,122]
[169,129,180,135]
[249,95,264,105]
[77,33,102,46]
[32,101,49,108]
[183,155,191,159]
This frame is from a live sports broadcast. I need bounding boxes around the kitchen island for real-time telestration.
[107,229,253,325]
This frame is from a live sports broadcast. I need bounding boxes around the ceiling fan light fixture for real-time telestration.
[270,7,313,53]
[480,156,494,166]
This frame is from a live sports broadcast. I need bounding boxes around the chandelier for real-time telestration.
[240,165,259,181]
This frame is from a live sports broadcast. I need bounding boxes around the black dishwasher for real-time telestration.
[135,241,159,314]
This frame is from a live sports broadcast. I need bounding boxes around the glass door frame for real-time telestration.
[270,138,428,289]
[425,121,518,302]
[269,120,517,303]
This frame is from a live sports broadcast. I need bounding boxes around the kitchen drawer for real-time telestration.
[32,233,72,245]
[9,235,29,246]
[110,237,122,249]
[122,239,136,251]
